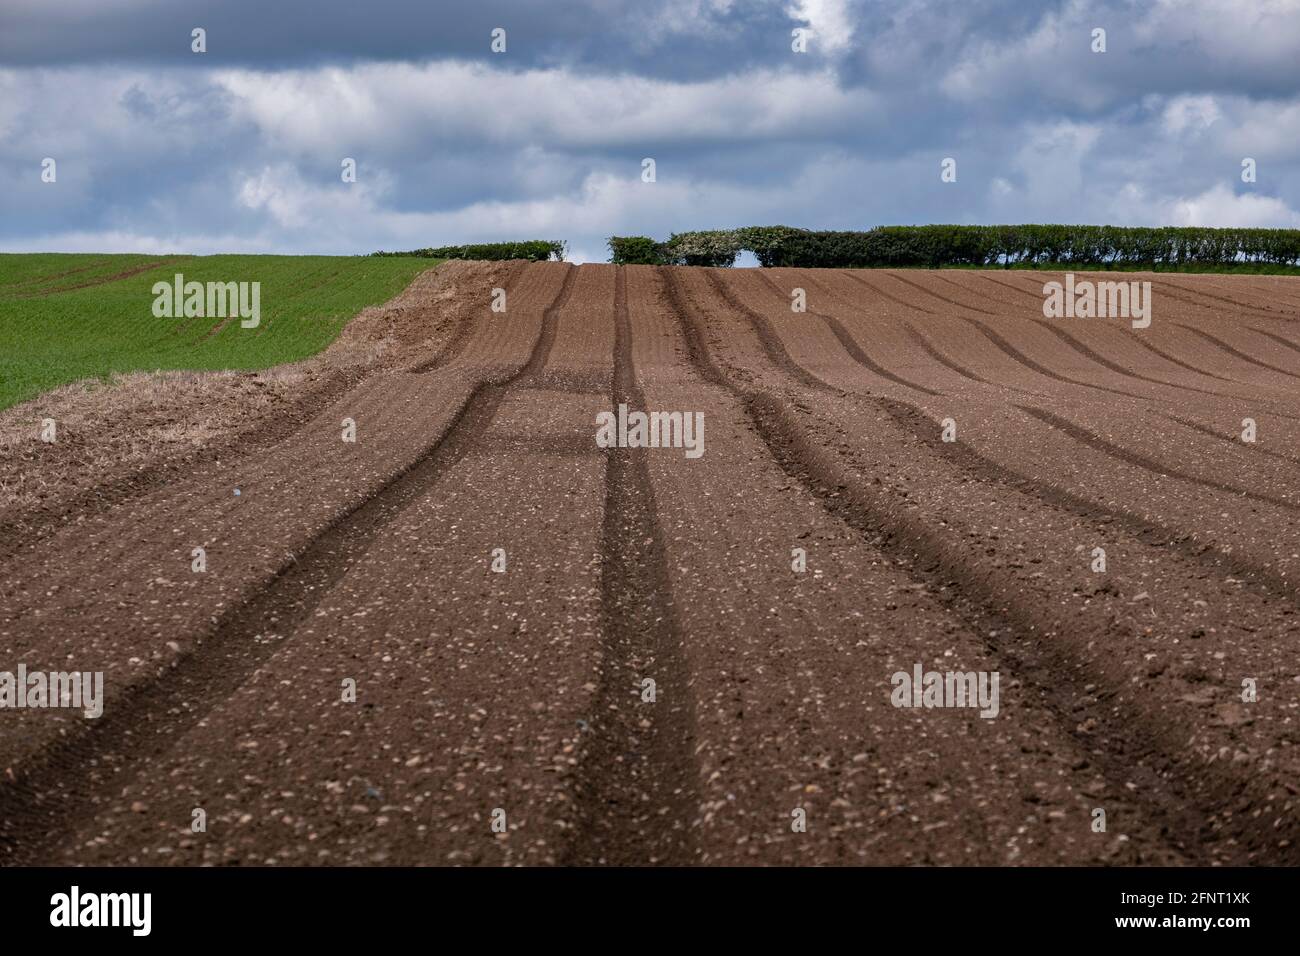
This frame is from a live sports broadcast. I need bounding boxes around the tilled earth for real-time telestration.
[1,262,1298,866]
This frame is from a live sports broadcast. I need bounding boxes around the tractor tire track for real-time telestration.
[1150,279,1299,319]
[738,270,1300,602]
[840,270,939,314]
[563,266,701,866]
[883,270,998,315]
[1175,324,1300,381]
[751,271,941,396]
[0,265,577,864]
[795,271,1040,393]
[411,260,530,373]
[1014,405,1300,512]
[940,273,1300,406]
[658,265,1300,864]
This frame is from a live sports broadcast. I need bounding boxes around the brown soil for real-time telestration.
[0,264,1296,866]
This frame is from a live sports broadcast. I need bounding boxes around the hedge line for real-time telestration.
[609,226,1300,268]
[372,240,565,261]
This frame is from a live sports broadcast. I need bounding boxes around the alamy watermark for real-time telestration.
[50,886,150,936]
[0,665,104,718]
[595,403,704,458]
[152,274,261,328]
[890,663,999,719]
[1042,273,1151,328]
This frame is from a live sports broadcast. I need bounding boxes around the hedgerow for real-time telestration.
[607,236,665,265]
[372,240,565,261]
[607,226,1300,268]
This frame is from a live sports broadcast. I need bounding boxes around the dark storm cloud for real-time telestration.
[0,0,798,79]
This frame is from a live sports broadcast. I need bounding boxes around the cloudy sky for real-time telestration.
[2,0,1299,262]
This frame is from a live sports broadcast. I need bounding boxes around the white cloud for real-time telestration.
[1164,183,1300,228]
[0,229,277,255]
[942,0,1300,111]
[214,61,878,155]
[1161,95,1223,135]
[786,0,855,55]
[1137,0,1300,71]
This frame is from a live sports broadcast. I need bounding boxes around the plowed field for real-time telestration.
[2,263,1299,866]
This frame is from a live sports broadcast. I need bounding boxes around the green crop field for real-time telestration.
[0,253,435,412]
